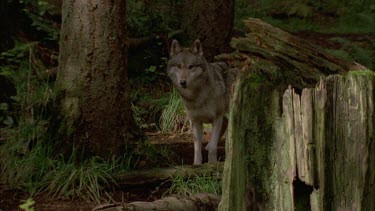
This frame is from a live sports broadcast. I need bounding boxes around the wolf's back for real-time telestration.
[210,62,237,98]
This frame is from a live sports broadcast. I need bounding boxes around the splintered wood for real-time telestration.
[218,17,373,211]
[281,72,374,210]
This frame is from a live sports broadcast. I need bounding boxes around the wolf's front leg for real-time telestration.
[205,115,223,163]
[192,121,203,165]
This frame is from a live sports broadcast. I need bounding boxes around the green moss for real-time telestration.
[349,70,375,76]
[235,73,279,203]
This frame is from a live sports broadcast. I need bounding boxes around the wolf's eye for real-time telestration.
[188,65,194,69]
[177,64,182,69]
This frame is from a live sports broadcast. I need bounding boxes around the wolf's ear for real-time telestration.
[191,39,203,56]
[170,40,182,57]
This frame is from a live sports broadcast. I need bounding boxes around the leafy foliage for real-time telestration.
[0,42,55,124]
[127,0,184,37]
[19,0,60,41]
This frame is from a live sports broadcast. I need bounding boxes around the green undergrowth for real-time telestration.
[130,83,186,133]
[132,140,176,167]
[0,42,135,203]
[0,131,126,202]
[235,0,375,34]
[0,134,132,203]
[160,88,186,132]
[164,174,222,197]
[325,37,375,70]
[0,114,135,203]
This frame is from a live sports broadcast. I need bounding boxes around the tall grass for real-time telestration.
[0,119,133,203]
[164,174,222,197]
[160,88,186,132]
[40,153,121,203]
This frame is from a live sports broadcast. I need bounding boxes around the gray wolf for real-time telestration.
[167,39,236,165]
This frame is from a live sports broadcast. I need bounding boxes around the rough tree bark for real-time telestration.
[218,19,374,210]
[182,0,234,60]
[57,0,138,158]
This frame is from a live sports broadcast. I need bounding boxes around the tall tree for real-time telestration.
[57,0,138,158]
[182,0,234,60]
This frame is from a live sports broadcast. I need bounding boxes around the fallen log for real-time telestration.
[217,19,365,91]
[113,162,223,188]
[92,193,221,211]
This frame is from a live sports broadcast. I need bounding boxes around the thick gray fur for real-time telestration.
[167,39,236,165]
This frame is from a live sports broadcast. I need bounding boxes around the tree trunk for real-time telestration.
[218,19,374,210]
[93,193,221,211]
[182,0,234,61]
[57,0,138,158]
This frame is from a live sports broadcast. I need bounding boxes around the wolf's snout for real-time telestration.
[180,80,187,88]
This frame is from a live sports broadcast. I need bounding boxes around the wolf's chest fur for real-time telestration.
[181,73,227,123]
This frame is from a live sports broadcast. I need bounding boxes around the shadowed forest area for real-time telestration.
[0,0,374,210]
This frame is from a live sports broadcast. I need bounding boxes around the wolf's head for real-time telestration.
[167,40,208,94]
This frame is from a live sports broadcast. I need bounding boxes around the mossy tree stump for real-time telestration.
[218,19,374,210]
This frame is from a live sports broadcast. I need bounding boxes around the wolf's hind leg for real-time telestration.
[205,115,223,163]
[192,121,203,165]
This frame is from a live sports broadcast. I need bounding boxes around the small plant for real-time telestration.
[19,198,35,211]
[164,174,222,197]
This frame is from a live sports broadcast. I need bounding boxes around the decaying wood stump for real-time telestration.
[92,193,220,211]
[218,18,374,211]
[283,73,374,211]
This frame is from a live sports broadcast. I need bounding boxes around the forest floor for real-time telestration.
[0,32,374,211]
[0,132,225,211]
